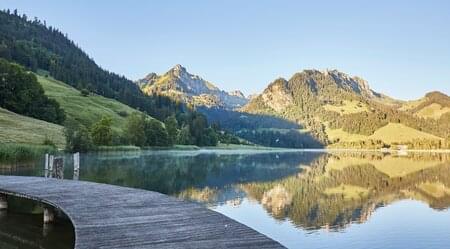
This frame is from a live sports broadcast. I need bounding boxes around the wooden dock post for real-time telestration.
[44,154,49,170]
[49,155,54,172]
[44,154,50,178]
[0,194,7,210]
[54,157,64,179]
[74,152,80,171]
[43,206,55,223]
[73,152,80,180]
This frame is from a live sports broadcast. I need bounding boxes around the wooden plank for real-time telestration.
[0,176,284,249]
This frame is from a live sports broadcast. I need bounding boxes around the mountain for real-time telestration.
[137,65,248,109]
[242,69,450,148]
[399,91,450,120]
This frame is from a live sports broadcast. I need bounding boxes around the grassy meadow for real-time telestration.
[369,123,442,143]
[326,122,443,145]
[0,107,65,147]
[37,74,150,133]
[323,100,368,115]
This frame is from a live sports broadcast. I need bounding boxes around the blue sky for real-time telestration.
[1,0,449,100]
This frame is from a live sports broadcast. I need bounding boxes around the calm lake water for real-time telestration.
[1,149,450,249]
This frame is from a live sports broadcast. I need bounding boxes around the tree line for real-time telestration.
[64,112,246,152]
[236,129,323,148]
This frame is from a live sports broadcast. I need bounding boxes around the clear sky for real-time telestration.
[1,0,449,100]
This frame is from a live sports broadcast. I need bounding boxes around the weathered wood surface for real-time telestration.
[0,176,284,249]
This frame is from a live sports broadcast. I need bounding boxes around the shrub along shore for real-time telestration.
[0,143,57,162]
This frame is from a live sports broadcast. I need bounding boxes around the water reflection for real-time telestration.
[0,198,74,249]
[1,150,450,249]
[235,152,450,231]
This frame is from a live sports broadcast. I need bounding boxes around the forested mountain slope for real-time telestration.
[242,69,450,148]
[0,10,181,120]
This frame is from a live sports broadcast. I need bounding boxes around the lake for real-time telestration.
[1,149,450,249]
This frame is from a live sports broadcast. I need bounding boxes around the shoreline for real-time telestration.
[2,142,450,163]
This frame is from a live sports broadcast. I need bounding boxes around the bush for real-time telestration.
[125,112,169,147]
[64,119,93,152]
[91,116,113,146]
[177,125,192,145]
[117,110,128,117]
[125,112,146,147]
[42,137,57,148]
[80,88,90,97]
[144,118,169,146]
[164,115,179,145]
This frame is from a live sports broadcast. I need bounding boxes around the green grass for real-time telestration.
[0,143,57,162]
[369,123,442,143]
[323,100,368,115]
[326,122,443,145]
[37,74,153,133]
[0,107,65,147]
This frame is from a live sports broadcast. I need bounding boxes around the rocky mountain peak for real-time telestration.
[169,64,187,75]
[173,64,185,71]
[229,90,246,98]
[137,65,248,109]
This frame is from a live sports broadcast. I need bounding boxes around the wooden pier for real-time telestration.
[0,176,284,249]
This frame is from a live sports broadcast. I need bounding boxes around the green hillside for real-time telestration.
[0,73,160,148]
[0,107,65,147]
[399,91,450,120]
[37,74,150,133]
[242,69,450,149]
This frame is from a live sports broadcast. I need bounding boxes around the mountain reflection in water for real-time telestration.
[1,150,450,249]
